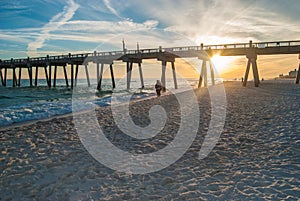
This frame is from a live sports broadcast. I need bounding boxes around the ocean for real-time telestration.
[0,78,200,127]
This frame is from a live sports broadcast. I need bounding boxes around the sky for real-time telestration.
[0,0,300,79]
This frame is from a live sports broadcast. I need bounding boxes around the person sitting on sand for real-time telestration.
[155,80,162,97]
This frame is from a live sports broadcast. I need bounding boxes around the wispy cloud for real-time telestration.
[61,20,158,32]
[2,0,300,60]
[121,0,300,44]
[2,19,159,45]
[26,0,79,56]
[103,0,122,19]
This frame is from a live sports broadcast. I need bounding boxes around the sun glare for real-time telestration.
[210,54,234,73]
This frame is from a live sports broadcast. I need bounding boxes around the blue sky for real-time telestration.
[0,0,300,78]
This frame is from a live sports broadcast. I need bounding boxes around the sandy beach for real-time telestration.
[0,81,299,200]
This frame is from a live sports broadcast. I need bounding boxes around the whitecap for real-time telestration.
[24,108,33,113]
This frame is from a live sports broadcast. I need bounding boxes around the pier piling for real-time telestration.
[161,60,167,91]
[49,65,52,88]
[71,64,74,88]
[35,67,38,86]
[203,61,208,87]
[243,59,251,87]
[85,64,91,87]
[110,64,115,89]
[138,62,144,89]
[53,65,57,87]
[0,68,5,86]
[18,67,22,86]
[296,63,300,84]
[198,60,208,88]
[171,61,178,89]
[4,68,7,86]
[126,62,133,90]
[243,41,260,87]
[12,68,17,87]
[243,56,260,87]
[62,65,69,87]
[44,66,50,87]
[75,64,79,86]
[97,63,104,90]
[27,66,33,87]
[209,60,215,86]
[96,62,100,85]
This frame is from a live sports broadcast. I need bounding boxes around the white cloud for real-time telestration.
[119,0,300,44]
[60,20,159,32]
[0,18,163,57]
[26,0,79,56]
[2,19,159,45]
[2,0,300,59]
[103,0,122,19]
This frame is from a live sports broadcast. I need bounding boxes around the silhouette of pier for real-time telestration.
[0,40,299,89]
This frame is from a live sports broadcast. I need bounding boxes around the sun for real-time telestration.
[210,54,234,73]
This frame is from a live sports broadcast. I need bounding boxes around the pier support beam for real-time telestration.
[35,67,38,86]
[243,59,251,87]
[243,54,259,87]
[0,68,5,86]
[122,58,144,89]
[75,64,79,86]
[198,59,215,88]
[110,64,115,89]
[18,67,22,86]
[44,66,51,88]
[48,65,52,88]
[11,59,17,87]
[53,65,57,87]
[126,62,133,90]
[252,59,260,87]
[63,65,69,87]
[97,62,100,86]
[96,61,115,90]
[27,66,33,87]
[71,64,74,88]
[209,60,215,86]
[161,60,167,92]
[243,41,260,87]
[198,60,208,88]
[12,68,17,87]
[85,64,91,87]
[171,61,178,89]
[138,62,144,89]
[296,63,300,84]
[4,68,7,86]
[157,54,176,91]
[97,63,104,90]
[203,61,208,87]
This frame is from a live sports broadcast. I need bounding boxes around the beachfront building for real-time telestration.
[289,69,298,78]
[277,69,299,79]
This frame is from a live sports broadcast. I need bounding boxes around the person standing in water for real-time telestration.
[155,80,163,97]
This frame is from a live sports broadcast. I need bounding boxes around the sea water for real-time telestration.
[0,78,200,127]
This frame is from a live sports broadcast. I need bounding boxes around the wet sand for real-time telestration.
[0,81,299,200]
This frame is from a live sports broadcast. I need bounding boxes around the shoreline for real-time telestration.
[0,88,172,131]
[1,79,298,131]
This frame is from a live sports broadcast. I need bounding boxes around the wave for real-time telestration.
[0,78,198,127]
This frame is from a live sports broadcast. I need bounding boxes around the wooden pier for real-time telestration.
[0,40,299,89]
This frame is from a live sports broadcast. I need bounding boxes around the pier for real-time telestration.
[0,40,300,89]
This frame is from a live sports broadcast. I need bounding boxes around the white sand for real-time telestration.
[0,81,299,200]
